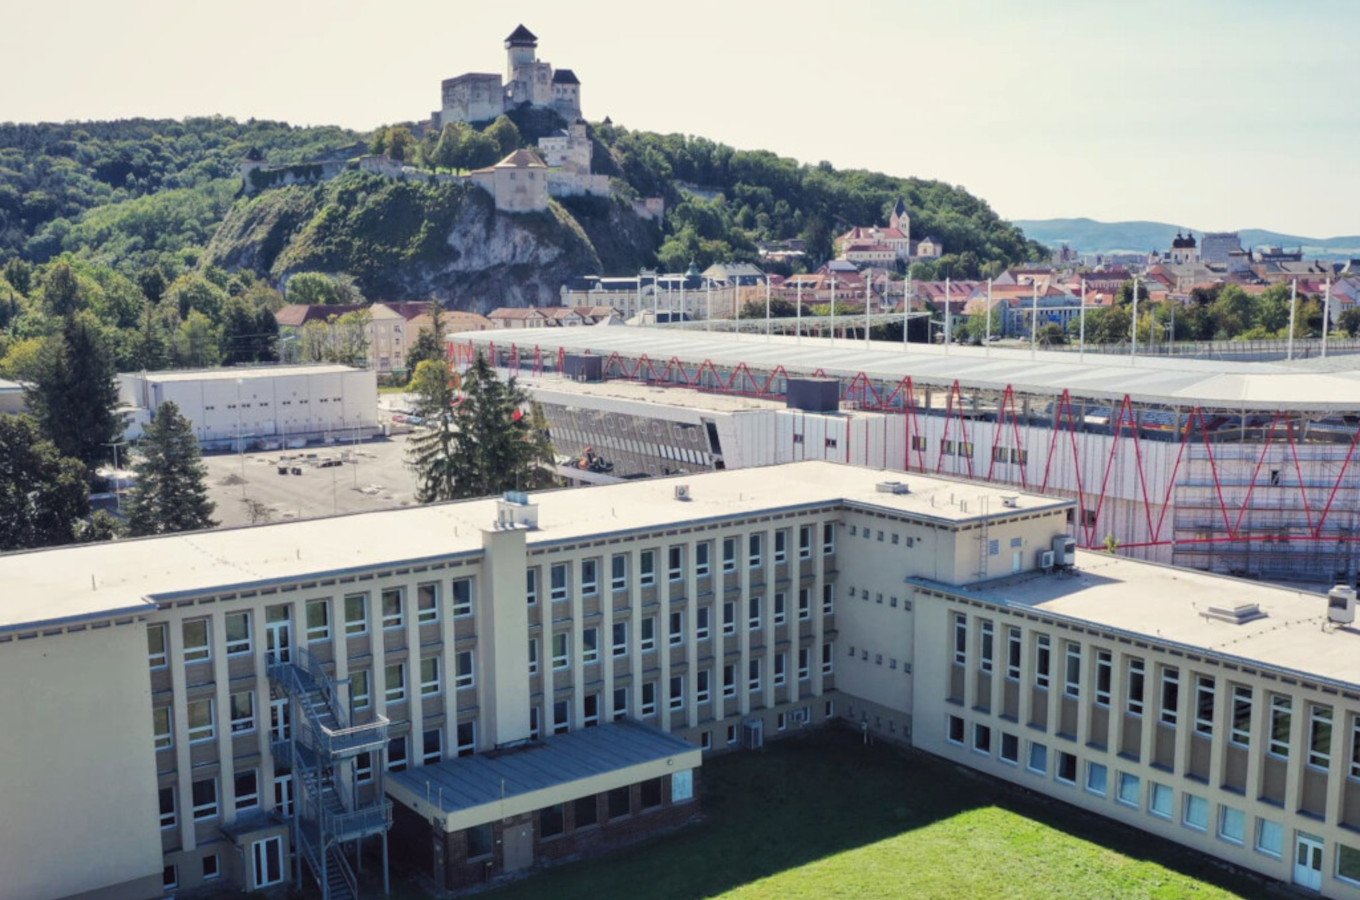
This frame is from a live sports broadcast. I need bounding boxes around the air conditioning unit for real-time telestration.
[876,480,910,495]
[674,484,691,502]
[1328,585,1356,625]
[1001,495,1019,509]
[1036,549,1055,571]
[1052,535,1077,568]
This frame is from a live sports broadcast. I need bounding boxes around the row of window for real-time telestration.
[846,524,918,547]
[845,585,913,610]
[951,614,1358,772]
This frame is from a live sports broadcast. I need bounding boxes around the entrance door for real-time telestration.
[502,822,534,872]
[270,697,291,742]
[1294,833,1324,892]
[1012,550,1023,573]
[251,835,285,888]
[744,717,764,749]
[265,605,291,665]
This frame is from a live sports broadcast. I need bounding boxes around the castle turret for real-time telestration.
[505,24,538,76]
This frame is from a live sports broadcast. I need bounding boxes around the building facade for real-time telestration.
[437,26,582,127]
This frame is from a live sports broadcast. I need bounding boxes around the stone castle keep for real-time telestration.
[436,25,582,127]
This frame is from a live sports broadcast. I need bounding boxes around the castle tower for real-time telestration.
[505,24,538,79]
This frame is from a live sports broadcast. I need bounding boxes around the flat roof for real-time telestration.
[0,462,1066,633]
[526,375,788,413]
[461,328,1360,412]
[917,551,1360,688]
[120,364,364,383]
[387,720,694,818]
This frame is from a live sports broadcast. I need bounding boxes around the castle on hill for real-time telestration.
[436,25,582,127]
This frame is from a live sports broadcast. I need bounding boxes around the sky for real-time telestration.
[3,0,1357,236]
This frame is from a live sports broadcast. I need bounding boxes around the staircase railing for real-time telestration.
[328,842,359,899]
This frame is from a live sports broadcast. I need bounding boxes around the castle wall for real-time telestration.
[441,73,505,126]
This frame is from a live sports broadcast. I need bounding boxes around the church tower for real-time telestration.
[889,198,911,238]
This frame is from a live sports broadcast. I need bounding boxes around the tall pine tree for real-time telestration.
[126,401,216,535]
[26,310,123,468]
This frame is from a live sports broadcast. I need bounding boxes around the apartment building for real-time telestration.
[4,462,1360,897]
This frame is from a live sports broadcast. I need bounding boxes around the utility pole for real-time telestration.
[104,440,128,515]
[1079,279,1086,361]
[1323,277,1333,358]
[1130,276,1139,364]
[830,274,837,346]
[944,276,952,352]
[765,274,772,340]
[796,279,803,343]
[1287,278,1297,361]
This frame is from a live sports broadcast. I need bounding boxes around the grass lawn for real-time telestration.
[463,728,1277,900]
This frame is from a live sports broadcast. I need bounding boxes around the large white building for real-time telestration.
[6,463,1360,896]
[118,365,379,450]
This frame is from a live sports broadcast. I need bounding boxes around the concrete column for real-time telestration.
[601,555,615,723]
[571,554,585,728]
[1208,674,1230,791]
[962,615,979,711]
[1109,649,1127,750]
[811,519,828,697]
[440,575,458,755]
[1172,666,1193,777]
[254,603,276,812]
[1074,641,1092,748]
[628,547,643,718]
[1283,692,1308,815]
[168,614,196,853]
[989,621,1005,719]
[685,537,701,729]
[658,544,673,731]
[368,589,388,750]
[762,525,776,712]
[1017,624,1035,727]
[211,610,236,821]
[479,527,530,746]
[404,587,423,761]
[738,529,753,718]
[1325,705,1347,825]
[1137,661,1156,766]
[1244,684,1267,803]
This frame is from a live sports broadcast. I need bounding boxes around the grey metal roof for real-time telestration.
[463,327,1360,412]
[388,720,695,814]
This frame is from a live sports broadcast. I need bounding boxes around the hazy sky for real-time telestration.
[4,0,1357,235]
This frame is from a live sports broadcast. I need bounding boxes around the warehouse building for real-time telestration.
[118,365,380,450]
[4,463,1360,897]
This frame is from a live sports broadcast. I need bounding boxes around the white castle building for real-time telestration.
[437,26,582,127]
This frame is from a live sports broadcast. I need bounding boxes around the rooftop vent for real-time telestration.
[876,481,910,495]
[1001,495,1019,508]
[495,491,538,530]
[674,484,691,502]
[1328,586,1356,625]
[1204,601,1266,625]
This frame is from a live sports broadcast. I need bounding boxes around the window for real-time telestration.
[822,642,834,675]
[774,529,788,563]
[1231,685,1252,748]
[1063,642,1081,699]
[608,786,630,819]
[582,628,599,664]
[798,648,811,680]
[979,620,994,674]
[148,624,168,669]
[773,652,787,687]
[1095,650,1112,706]
[1219,805,1245,844]
[613,687,628,721]
[748,658,762,692]
[1056,751,1077,784]
[526,568,539,605]
[1116,772,1140,807]
[451,578,473,618]
[799,525,813,559]
[381,588,404,629]
[696,606,711,641]
[748,533,762,568]
[772,592,786,626]
[235,769,259,811]
[1182,793,1208,831]
[1309,704,1333,769]
[230,690,255,734]
[695,541,711,577]
[696,669,711,704]
[640,550,656,587]
[467,823,494,859]
[1006,627,1022,680]
[1194,675,1215,737]
[552,633,569,669]
[191,778,218,821]
[722,601,736,636]
[351,669,370,710]
[1087,762,1108,796]
[611,554,627,591]
[823,521,836,554]
[668,547,684,582]
[274,774,295,816]
[1256,819,1284,857]
[749,596,762,630]
[421,656,441,696]
[1000,732,1019,763]
[582,559,599,596]
[183,618,211,663]
[668,612,684,647]
[355,752,373,784]
[153,707,173,750]
[722,537,737,573]
[537,803,565,839]
[641,777,663,808]
[641,681,657,716]
[1035,634,1051,689]
[187,698,214,743]
[1159,667,1179,726]
[344,593,367,636]
[551,563,569,602]
[1269,694,1291,758]
[163,865,178,890]
[973,723,992,754]
[575,794,599,829]
[1149,782,1173,819]
[612,621,628,656]
[306,599,330,641]
[1028,742,1048,774]
[528,638,539,675]
[385,663,406,703]
[640,616,656,651]
[457,720,475,755]
[1127,657,1145,716]
[225,611,251,655]
[723,664,737,699]
[1338,844,1360,885]
[422,729,442,765]
[158,786,176,828]
[669,675,684,711]
[822,584,834,615]
[798,588,811,621]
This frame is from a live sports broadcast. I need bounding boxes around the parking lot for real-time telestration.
[202,431,421,528]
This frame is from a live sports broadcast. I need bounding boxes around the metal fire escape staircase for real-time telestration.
[269,648,392,900]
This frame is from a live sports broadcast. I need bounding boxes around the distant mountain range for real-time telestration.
[1014,218,1360,259]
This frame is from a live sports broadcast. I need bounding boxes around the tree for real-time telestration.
[331,308,371,366]
[1209,285,1254,338]
[961,302,1004,343]
[1037,322,1067,346]
[41,262,85,317]
[453,130,501,170]
[0,415,91,551]
[125,400,216,536]
[404,301,447,376]
[173,310,222,368]
[1337,308,1360,338]
[26,311,123,467]
[164,273,227,321]
[285,271,363,306]
[484,116,523,157]
[407,354,556,502]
